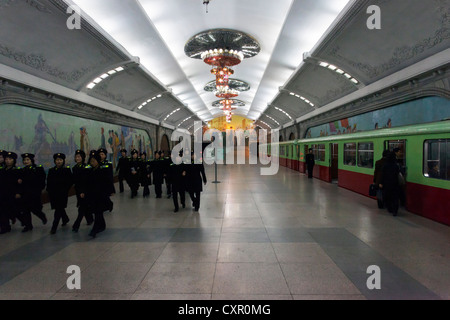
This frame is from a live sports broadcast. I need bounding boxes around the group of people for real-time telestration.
[0,148,115,237]
[116,149,207,213]
[0,147,207,237]
[373,148,406,216]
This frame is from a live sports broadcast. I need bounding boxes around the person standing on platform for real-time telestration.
[47,153,73,234]
[161,150,172,198]
[152,151,164,198]
[305,148,315,179]
[139,152,151,198]
[373,150,389,209]
[186,152,207,212]
[71,150,93,232]
[85,151,110,238]
[379,152,400,216]
[169,151,187,213]
[19,153,47,232]
[0,152,22,234]
[127,149,141,199]
[98,148,114,212]
[116,149,129,193]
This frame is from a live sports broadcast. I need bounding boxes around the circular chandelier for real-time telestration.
[185,29,260,122]
[204,79,250,92]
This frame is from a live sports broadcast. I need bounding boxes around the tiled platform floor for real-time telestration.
[0,164,448,300]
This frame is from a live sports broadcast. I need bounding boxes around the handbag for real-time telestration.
[369,184,378,197]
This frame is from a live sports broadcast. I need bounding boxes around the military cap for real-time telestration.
[5,152,18,160]
[120,149,127,154]
[131,149,139,155]
[140,151,147,157]
[0,150,8,157]
[75,149,86,159]
[53,153,66,160]
[21,153,35,160]
[98,148,108,155]
[88,150,102,164]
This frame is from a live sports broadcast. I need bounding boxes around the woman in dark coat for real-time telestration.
[152,151,164,198]
[46,153,73,234]
[85,151,110,238]
[127,149,141,199]
[379,151,400,216]
[186,152,207,212]
[19,153,47,232]
[0,152,22,234]
[139,152,152,198]
[71,150,93,232]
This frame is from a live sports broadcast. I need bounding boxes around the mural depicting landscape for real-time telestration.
[0,104,156,170]
[306,96,450,138]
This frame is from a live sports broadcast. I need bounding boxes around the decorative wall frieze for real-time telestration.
[0,0,52,13]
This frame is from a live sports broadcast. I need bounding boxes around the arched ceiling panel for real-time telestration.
[315,0,450,84]
[0,0,127,90]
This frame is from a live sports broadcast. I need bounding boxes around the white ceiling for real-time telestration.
[70,0,350,122]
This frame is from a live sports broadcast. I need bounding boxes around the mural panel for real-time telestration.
[0,104,156,170]
[306,97,450,138]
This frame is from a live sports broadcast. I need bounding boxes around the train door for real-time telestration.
[385,140,406,176]
[330,143,339,183]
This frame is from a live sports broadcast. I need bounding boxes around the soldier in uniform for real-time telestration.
[116,149,129,193]
[186,152,207,212]
[139,152,152,198]
[169,151,187,213]
[46,153,73,234]
[161,150,173,198]
[0,152,22,234]
[85,151,110,238]
[19,153,47,232]
[152,151,164,198]
[0,150,6,234]
[72,150,94,232]
[127,149,141,198]
[98,148,114,212]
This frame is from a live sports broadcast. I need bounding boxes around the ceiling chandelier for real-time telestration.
[185,29,261,123]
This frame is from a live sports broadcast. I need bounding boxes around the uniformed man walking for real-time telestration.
[116,149,129,193]
[186,152,207,212]
[169,151,187,213]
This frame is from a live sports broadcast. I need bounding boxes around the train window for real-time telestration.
[344,143,357,166]
[358,142,374,168]
[424,140,449,181]
[318,144,326,162]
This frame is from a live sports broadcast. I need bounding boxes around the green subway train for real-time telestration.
[263,120,450,226]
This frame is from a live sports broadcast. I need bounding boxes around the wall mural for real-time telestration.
[306,96,450,138]
[0,104,156,170]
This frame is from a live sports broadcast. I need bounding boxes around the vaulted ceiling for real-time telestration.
[0,0,449,132]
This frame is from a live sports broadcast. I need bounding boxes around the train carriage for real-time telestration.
[268,120,450,226]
